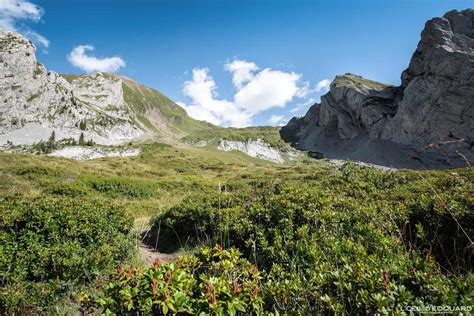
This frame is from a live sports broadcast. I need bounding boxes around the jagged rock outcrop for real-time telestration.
[0,29,210,148]
[281,9,473,169]
[0,30,143,146]
[70,73,126,110]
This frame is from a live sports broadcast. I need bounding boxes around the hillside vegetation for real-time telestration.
[120,78,215,138]
[61,72,216,142]
[0,143,472,314]
[183,126,286,148]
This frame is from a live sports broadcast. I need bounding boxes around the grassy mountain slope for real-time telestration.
[183,125,286,147]
[63,73,288,147]
[62,73,216,141]
[120,76,216,137]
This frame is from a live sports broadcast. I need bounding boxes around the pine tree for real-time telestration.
[48,131,55,143]
[79,132,85,145]
[47,131,56,152]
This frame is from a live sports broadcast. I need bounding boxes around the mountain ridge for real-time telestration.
[0,29,214,148]
[2,9,473,169]
[281,9,474,169]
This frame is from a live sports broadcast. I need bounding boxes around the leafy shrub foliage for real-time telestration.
[140,165,473,313]
[83,175,160,199]
[0,195,134,313]
[83,245,263,315]
[146,192,246,252]
[1,156,472,314]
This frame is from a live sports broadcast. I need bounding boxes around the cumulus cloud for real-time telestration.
[180,68,252,127]
[295,81,311,98]
[179,60,307,127]
[176,102,221,126]
[224,60,259,89]
[0,0,49,48]
[268,115,287,126]
[234,68,301,113]
[315,79,331,93]
[68,45,126,73]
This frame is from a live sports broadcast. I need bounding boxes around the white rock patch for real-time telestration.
[71,73,126,111]
[0,123,132,147]
[218,139,284,163]
[49,146,140,160]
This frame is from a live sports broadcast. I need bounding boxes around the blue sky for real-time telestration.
[2,0,473,126]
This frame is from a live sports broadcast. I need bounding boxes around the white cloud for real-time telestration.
[315,79,331,93]
[233,68,301,113]
[295,81,311,98]
[0,0,49,48]
[68,45,126,73]
[224,59,259,89]
[180,68,252,127]
[179,60,307,127]
[268,115,287,126]
[176,102,221,126]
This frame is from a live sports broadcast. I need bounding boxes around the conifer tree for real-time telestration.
[47,131,56,152]
[79,132,85,145]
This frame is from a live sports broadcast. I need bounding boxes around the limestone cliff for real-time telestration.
[0,30,144,146]
[281,9,473,169]
[0,29,211,148]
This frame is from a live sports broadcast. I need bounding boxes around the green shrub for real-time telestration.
[1,148,472,314]
[42,180,90,197]
[83,245,263,315]
[12,165,60,179]
[146,176,473,314]
[82,175,160,199]
[148,192,246,252]
[0,194,134,313]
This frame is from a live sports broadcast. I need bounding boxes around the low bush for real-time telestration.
[83,245,263,315]
[82,175,160,199]
[147,192,247,252]
[0,194,134,313]
[142,166,473,313]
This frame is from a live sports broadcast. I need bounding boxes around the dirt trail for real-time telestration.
[135,217,179,266]
[139,244,178,265]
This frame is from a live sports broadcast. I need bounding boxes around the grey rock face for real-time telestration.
[217,139,286,163]
[0,29,143,146]
[0,30,75,134]
[384,9,474,148]
[281,9,473,169]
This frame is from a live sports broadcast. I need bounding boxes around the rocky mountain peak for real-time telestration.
[1,29,44,86]
[68,72,127,111]
[401,9,474,87]
[0,29,34,52]
[281,9,473,169]
[332,73,394,91]
[0,29,208,149]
